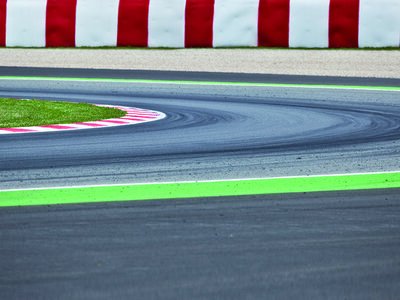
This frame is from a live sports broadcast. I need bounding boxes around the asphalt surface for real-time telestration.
[1,68,400,299]
[1,68,400,188]
[2,65,400,86]
[1,189,400,300]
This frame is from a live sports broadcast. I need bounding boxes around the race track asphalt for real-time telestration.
[1,189,399,299]
[0,67,399,299]
[1,67,400,188]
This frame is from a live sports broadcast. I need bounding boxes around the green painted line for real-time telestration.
[1,172,400,207]
[0,75,399,91]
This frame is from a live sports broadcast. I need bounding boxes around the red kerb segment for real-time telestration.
[117,0,150,47]
[0,0,7,47]
[258,0,290,47]
[46,0,77,47]
[329,0,360,48]
[185,0,215,48]
[0,128,35,133]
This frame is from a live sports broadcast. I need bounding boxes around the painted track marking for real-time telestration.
[1,171,400,207]
[0,75,399,91]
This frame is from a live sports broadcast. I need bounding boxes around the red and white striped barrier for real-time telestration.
[0,0,399,48]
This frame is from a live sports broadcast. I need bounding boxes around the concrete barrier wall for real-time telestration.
[1,0,399,48]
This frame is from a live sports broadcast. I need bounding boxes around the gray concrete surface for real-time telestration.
[0,48,399,78]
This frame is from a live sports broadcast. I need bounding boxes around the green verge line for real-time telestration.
[1,172,400,207]
[0,75,399,91]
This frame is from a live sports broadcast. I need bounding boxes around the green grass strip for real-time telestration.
[1,172,399,207]
[0,75,399,91]
[0,98,125,128]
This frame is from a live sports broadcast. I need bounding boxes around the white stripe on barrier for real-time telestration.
[289,0,330,48]
[75,0,120,47]
[148,0,186,48]
[5,0,47,47]
[213,0,259,47]
[359,0,400,48]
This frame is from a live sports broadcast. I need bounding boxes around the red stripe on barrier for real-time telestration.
[0,0,6,47]
[185,0,214,48]
[329,0,359,48]
[258,0,290,47]
[117,0,149,47]
[46,0,77,47]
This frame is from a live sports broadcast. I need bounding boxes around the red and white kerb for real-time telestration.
[0,104,166,134]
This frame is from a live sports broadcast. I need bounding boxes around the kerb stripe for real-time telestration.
[117,0,149,47]
[185,0,214,48]
[258,0,290,47]
[46,0,77,47]
[329,0,359,48]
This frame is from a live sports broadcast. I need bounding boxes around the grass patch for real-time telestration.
[0,98,126,128]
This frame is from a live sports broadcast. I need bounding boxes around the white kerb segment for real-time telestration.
[289,0,330,48]
[5,0,47,47]
[213,0,259,47]
[75,0,120,47]
[148,0,186,48]
[359,0,400,47]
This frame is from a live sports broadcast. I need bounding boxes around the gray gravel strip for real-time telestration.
[0,48,399,78]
